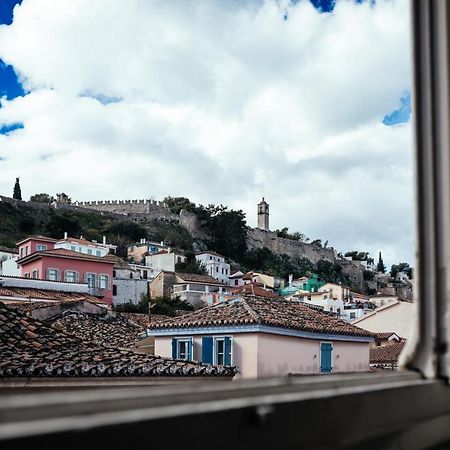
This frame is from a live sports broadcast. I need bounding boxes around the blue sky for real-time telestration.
[0,0,413,267]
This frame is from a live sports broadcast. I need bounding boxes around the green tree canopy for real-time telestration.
[13,178,22,200]
[30,193,55,204]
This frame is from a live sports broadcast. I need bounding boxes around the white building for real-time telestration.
[110,256,149,306]
[128,263,160,281]
[195,251,230,285]
[318,283,351,302]
[127,239,170,264]
[351,300,414,341]
[0,246,20,276]
[55,233,116,257]
[229,271,245,287]
[145,250,187,272]
[294,291,345,316]
[172,273,226,308]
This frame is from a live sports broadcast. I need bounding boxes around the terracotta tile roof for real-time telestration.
[374,332,401,340]
[16,235,58,245]
[0,286,104,303]
[103,254,130,268]
[0,246,19,254]
[149,296,374,338]
[370,341,406,364]
[117,312,151,329]
[229,283,280,298]
[175,273,225,285]
[0,303,237,378]
[18,248,116,264]
[48,311,142,348]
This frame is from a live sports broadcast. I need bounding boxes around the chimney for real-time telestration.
[140,238,145,244]
[80,235,83,240]
[103,235,106,245]
[64,232,68,239]
[160,241,164,246]
[289,274,293,286]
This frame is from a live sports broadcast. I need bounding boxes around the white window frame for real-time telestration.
[176,338,191,361]
[36,244,47,251]
[213,336,233,366]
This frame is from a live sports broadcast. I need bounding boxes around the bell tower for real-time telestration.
[257,198,269,231]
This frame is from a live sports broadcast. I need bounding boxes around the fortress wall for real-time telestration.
[247,228,337,264]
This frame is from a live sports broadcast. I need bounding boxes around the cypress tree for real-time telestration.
[377,251,386,273]
[13,177,22,201]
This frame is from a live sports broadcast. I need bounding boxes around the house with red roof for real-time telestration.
[16,236,116,304]
[145,295,374,379]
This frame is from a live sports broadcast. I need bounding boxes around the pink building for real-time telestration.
[145,295,374,379]
[16,236,115,304]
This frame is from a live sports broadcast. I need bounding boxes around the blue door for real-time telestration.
[320,342,333,373]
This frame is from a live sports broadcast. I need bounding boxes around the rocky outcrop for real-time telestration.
[247,228,336,264]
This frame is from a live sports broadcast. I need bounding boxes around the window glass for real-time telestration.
[47,269,58,281]
[100,275,109,289]
[65,271,76,283]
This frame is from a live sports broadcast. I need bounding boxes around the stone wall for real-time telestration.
[247,228,336,264]
[73,199,171,215]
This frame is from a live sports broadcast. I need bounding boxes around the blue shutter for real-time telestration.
[171,338,178,359]
[320,343,333,373]
[202,337,213,364]
[188,337,193,361]
[224,337,232,365]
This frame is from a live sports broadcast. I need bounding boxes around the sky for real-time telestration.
[0,0,414,268]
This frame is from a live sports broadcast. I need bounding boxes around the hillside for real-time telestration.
[0,194,373,293]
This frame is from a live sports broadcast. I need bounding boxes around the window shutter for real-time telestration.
[224,337,232,365]
[320,343,333,373]
[171,338,178,359]
[202,337,213,364]
[188,337,193,361]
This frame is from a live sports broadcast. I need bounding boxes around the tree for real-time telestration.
[164,196,198,215]
[311,239,322,247]
[175,251,207,275]
[30,193,55,204]
[13,178,22,200]
[377,252,386,273]
[391,262,412,280]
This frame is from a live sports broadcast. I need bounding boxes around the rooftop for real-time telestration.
[0,303,237,378]
[195,251,225,258]
[149,296,374,338]
[0,246,19,254]
[0,286,104,303]
[370,341,406,365]
[229,283,280,299]
[175,273,225,286]
[17,248,116,264]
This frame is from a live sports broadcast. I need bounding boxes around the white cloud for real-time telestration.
[0,0,413,266]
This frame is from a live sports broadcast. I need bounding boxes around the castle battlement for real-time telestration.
[70,198,173,218]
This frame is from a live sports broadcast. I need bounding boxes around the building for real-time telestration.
[0,245,19,276]
[128,263,160,281]
[294,291,345,316]
[146,296,373,379]
[55,233,117,256]
[172,273,226,308]
[228,271,245,287]
[318,282,351,302]
[351,300,414,341]
[0,302,237,386]
[242,271,285,291]
[370,339,406,370]
[291,274,326,293]
[257,197,269,231]
[16,236,115,304]
[195,251,230,284]
[369,294,399,308]
[110,255,149,306]
[128,239,170,264]
[145,250,187,273]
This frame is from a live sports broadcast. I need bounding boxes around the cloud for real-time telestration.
[0,0,413,266]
